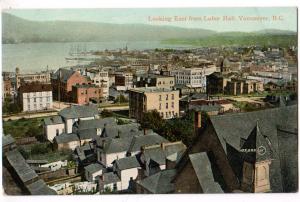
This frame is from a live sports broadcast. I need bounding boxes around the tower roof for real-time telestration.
[241,120,273,163]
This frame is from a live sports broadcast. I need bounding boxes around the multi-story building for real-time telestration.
[129,87,179,120]
[134,74,175,89]
[72,84,102,105]
[85,68,109,98]
[2,78,13,99]
[115,71,133,90]
[51,68,88,102]
[15,67,51,89]
[18,83,53,112]
[170,66,216,89]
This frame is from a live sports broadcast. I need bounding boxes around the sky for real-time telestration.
[3,7,298,32]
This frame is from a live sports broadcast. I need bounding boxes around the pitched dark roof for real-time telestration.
[101,123,141,138]
[74,117,116,131]
[2,134,15,147]
[85,163,105,174]
[136,169,176,194]
[102,172,121,184]
[59,105,98,119]
[189,153,224,193]
[54,133,79,144]
[189,104,222,112]
[44,116,63,125]
[210,105,298,192]
[52,68,75,82]
[18,83,52,93]
[128,134,169,153]
[103,137,133,154]
[6,150,38,183]
[78,128,98,140]
[26,179,57,195]
[115,156,141,170]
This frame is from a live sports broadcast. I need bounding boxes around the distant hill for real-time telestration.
[2,13,216,44]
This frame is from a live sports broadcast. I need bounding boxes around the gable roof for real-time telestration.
[115,156,140,170]
[74,117,116,131]
[84,163,105,174]
[102,172,121,184]
[59,105,98,119]
[209,105,297,192]
[128,134,169,153]
[52,68,76,83]
[136,169,176,194]
[26,179,57,195]
[102,137,133,154]
[54,133,79,144]
[44,116,63,126]
[189,153,224,193]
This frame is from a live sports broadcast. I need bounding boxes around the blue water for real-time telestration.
[2,41,193,73]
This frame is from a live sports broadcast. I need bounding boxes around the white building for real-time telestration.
[41,160,68,171]
[86,68,109,98]
[18,83,53,112]
[84,163,105,182]
[170,66,216,88]
[43,105,99,142]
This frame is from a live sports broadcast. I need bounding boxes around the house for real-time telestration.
[98,172,121,192]
[18,82,53,112]
[53,133,80,151]
[51,68,88,102]
[58,104,99,134]
[129,87,180,120]
[113,156,141,190]
[173,104,298,193]
[40,160,68,171]
[43,116,65,142]
[84,163,106,182]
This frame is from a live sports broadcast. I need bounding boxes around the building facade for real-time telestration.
[86,68,109,98]
[135,74,175,89]
[15,67,51,89]
[18,83,53,112]
[129,87,179,120]
[72,84,102,105]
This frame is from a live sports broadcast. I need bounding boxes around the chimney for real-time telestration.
[143,128,148,135]
[161,142,166,150]
[194,111,201,130]
[102,139,106,148]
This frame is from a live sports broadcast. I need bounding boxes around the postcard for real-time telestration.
[1,7,298,196]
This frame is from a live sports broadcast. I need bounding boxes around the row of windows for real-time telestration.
[157,81,174,85]
[27,97,51,102]
[160,111,178,118]
[159,94,175,101]
[27,103,51,110]
[26,92,51,97]
[159,102,175,110]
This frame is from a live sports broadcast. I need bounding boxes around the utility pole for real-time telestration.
[58,69,61,109]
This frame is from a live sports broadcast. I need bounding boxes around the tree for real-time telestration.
[101,109,114,118]
[140,110,165,132]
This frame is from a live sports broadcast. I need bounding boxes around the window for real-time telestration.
[166,103,168,109]
[28,105,30,110]
[166,94,168,100]
[40,103,43,108]
[47,97,50,102]
[40,97,42,102]
[159,95,162,101]
[171,94,174,100]
[56,129,59,136]
[113,183,117,191]
[171,102,174,108]
[159,103,161,110]
[34,98,36,102]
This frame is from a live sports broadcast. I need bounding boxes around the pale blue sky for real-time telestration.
[3,7,297,32]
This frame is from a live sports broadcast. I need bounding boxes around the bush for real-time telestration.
[101,109,114,118]
[18,147,30,159]
[30,144,49,155]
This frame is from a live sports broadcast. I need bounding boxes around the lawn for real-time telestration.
[2,117,45,139]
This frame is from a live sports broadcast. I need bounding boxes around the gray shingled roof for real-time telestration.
[102,137,133,154]
[101,123,141,138]
[52,68,75,82]
[115,156,140,170]
[59,105,98,119]
[78,128,98,140]
[74,117,116,131]
[2,134,15,147]
[26,179,57,195]
[210,105,297,193]
[44,116,63,125]
[189,153,224,193]
[102,172,121,184]
[128,134,169,153]
[85,163,105,174]
[54,133,79,144]
[137,169,176,194]
[6,150,38,183]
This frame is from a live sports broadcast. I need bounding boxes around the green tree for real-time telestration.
[140,110,165,132]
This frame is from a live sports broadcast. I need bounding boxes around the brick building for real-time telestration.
[72,84,102,105]
[51,68,88,102]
